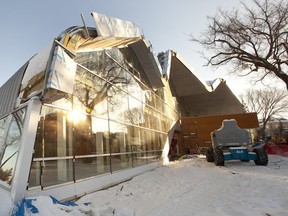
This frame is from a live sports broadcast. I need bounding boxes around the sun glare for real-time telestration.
[67,110,86,123]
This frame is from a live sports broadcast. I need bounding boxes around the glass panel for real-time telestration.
[75,155,110,180]
[127,126,140,151]
[157,133,165,160]
[145,90,154,108]
[144,131,164,164]
[147,111,159,131]
[75,50,104,74]
[28,161,41,187]
[155,114,161,131]
[0,108,26,187]
[127,127,146,167]
[42,159,73,187]
[73,114,95,156]
[110,130,127,154]
[107,86,128,123]
[27,44,179,189]
[154,95,164,113]
[146,151,157,163]
[34,107,73,158]
[147,131,156,152]
[0,117,8,159]
[144,107,164,131]
[30,105,114,187]
[127,95,144,126]
[143,107,152,129]
[73,66,108,118]
[119,47,146,82]
[92,117,110,155]
[158,133,167,150]
[110,122,132,172]
[133,152,147,167]
[111,153,132,172]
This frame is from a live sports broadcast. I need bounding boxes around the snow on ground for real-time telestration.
[11,155,288,215]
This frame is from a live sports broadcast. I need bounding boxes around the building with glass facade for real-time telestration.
[0,12,244,206]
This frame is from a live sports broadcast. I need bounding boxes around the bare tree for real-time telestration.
[192,0,288,90]
[71,49,135,159]
[74,50,132,114]
[240,87,288,139]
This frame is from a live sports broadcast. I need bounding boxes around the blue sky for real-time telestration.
[0,0,253,95]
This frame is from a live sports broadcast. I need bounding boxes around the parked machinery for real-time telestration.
[206,119,268,166]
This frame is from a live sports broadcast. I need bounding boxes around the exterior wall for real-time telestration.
[27,161,160,201]
[0,62,28,117]
[0,33,180,204]
[25,46,179,200]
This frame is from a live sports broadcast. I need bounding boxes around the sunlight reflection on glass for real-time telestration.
[67,110,86,124]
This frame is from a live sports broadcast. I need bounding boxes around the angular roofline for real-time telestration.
[0,12,164,98]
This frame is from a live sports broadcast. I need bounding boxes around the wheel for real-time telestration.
[214,147,224,166]
[206,147,214,162]
[253,148,268,166]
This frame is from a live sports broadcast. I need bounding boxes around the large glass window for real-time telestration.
[0,107,26,187]
[41,159,74,187]
[73,66,108,117]
[109,123,133,172]
[29,105,112,188]
[75,155,110,180]
[29,45,179,189]
[0,118,8,159]
[107,85,129,123]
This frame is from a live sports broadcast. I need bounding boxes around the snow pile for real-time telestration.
[12,155,288,215]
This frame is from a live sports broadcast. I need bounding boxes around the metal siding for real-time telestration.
[130,40,164,88]
[0,62,28,117]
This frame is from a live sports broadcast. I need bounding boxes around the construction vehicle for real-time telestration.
[206,119,268,166]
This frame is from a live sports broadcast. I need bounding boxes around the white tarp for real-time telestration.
[47,46,76,94]
[92,12,142,38]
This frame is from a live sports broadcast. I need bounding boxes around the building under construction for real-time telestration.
[0,12,257,206]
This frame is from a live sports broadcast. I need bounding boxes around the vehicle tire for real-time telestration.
[206,147,214,162]
[241,160,250,162]
[214,147,224,166]
[254,148,268,166]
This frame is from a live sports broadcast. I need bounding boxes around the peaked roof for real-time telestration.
[158,50,245,116]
